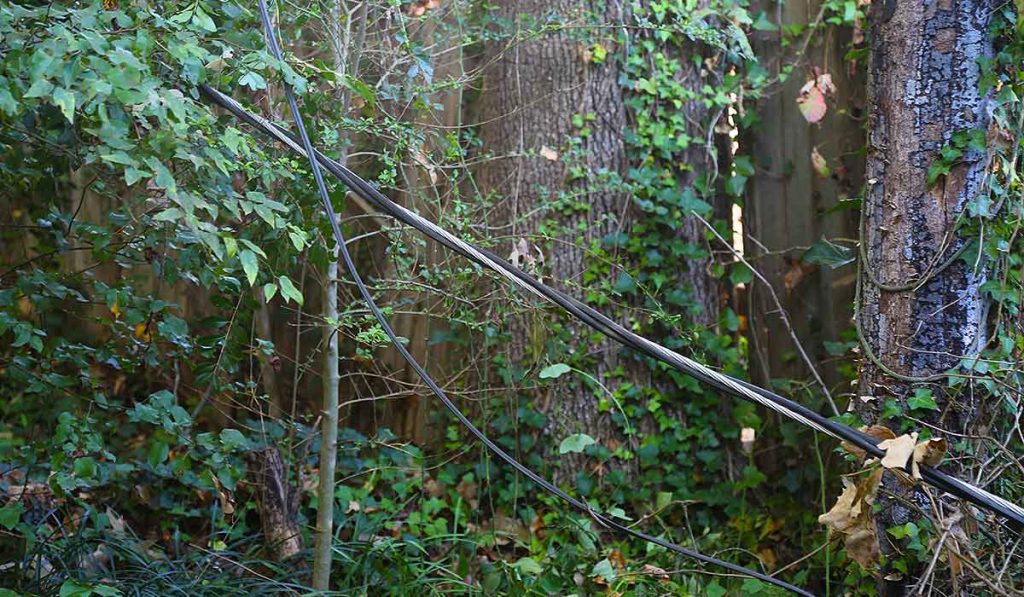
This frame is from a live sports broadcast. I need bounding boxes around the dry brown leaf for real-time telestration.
[842,425,896,460]
[820,467,884,569]
[106,507,127,534]
[539,146,559,161]
[486,513,529,546]
[818,482,861,532]
[782,256,815,292]
[347,500,360,513]
[456,477,478,508]
[638,561,671,581]
[878,432,917,470]
[845,528,879,569]
[410,145,437,185]
[911,437,947,479]
[424,478,445,498]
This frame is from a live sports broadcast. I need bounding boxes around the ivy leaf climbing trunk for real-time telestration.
[856,1,996,591]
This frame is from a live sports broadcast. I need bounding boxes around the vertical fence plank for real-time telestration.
[746,1,864,394]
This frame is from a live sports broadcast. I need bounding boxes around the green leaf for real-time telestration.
[219,428,247,450]
[0,503,23,529]
[613,271,636,294]
[24,79,54,99]
[591,558,616,583]
[730,263,753,284]
[907,389,939,411]
[263,282,278,302]
[706,581,727,597]
[59,580,93,597]
[239,238,268,258]
[52,87,75,123]
[73,457,97,479]
[539,363,571,379]
[511,557,543,576]
[278,275,303,305]
[802,238,855,269]
[124,167,150,186]
[239,250,258,286]
[239,72,267,91]
[559,433,596,454]
[101,152,136,167]
[145,159,177,195]
[148,441,169,467]
[881,399,903,419]
[153,208,182,222]
[191,6,216,32]
[288,230,306,251]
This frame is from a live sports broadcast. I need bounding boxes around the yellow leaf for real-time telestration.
[17,295,33,318]
[133,322,151,342]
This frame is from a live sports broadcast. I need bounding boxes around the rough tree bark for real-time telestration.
[475,0,635,475]
[475,1,722,477]
[856,1,995,592]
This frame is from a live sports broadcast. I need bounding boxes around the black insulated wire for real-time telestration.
[198,81,1024,533]
[250,1,815,595]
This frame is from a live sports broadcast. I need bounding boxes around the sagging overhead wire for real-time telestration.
[250,1,814,595]
[198,81,1024,534]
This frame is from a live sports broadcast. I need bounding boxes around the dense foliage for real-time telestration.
[1,1,1022,595]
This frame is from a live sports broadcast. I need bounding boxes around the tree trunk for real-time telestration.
[475,0,634,477]
[475,1,724,479]
[856,1,995,591]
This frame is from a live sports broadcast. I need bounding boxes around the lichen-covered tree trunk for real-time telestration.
[475,0,634,476]
[856,1,995,591]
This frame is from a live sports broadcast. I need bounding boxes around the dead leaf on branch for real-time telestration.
[911,437,948,479]
[877,433,947,479]
[641,564,669,580]
[410,145,437,185]
[845,528,879,569]
[878,432,917,470]
[818,467,883,569]
[797,70,836,124]
[842,425,896,461]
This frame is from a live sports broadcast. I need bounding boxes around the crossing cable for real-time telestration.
[199,81,1024,532]
[250,1,814,594]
